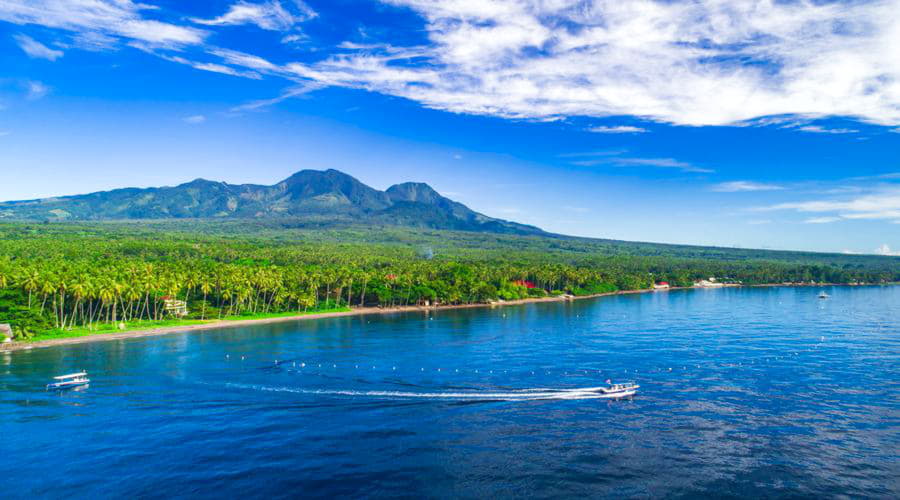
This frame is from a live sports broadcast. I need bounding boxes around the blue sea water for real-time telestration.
[2,286,899,498]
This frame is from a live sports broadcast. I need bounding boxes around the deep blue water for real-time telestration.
[3,286,899,498]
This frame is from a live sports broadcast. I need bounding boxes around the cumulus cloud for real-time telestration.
[12,33,63,60]
[0,0,206,48]
[192,1,316,31]
[270,0,900,126]
[874,244,900,256]
[712,181,784,193]
[587,125,647,134]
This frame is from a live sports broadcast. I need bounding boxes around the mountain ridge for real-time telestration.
[0,169,544,235]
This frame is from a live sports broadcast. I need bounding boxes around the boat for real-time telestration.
[580,381,639,398]
[818,291,830,299]
[46,372,90,390]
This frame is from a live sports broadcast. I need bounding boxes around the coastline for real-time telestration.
[1,288,656,352]
[3,283,892,353]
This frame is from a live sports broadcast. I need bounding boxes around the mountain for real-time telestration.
[0,169,544,235]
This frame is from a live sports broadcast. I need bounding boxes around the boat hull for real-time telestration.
[47,380,89,390]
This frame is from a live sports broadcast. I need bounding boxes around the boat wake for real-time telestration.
[225,383,631,401]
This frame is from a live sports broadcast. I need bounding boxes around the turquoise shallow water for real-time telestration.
[3,286,899,498]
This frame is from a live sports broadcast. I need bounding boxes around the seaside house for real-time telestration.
[694,278,724,288]
[161,296,189,317]
[654,281,670,290]
[1,323,12,343]
[512,280,536,289]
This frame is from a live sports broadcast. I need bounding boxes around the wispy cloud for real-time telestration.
[748,219,772,225]
[12,33,63,60]
[586,125,647,134]
[183,115,206,124]
[712,181,784,193]
[0,131,10,137]
[5,1,900,131]
[230,82,324,112]
[0,1,207,49]
[271,0,900,126]
[574,157,713,174]
[757,186,900,224]
[26,81,49,100]
[795,125,859,134]
[191,1,316,31]
[804,216,842,224]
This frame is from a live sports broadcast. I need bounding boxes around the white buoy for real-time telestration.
[301,362,306,367]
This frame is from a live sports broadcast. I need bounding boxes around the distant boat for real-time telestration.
[46,372,90,390]
[818,291,830,299]
[587,381,639,398]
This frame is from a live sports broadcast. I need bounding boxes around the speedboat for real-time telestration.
[46,372,90,390]
[818,291,830,299]
[581,382,639,398]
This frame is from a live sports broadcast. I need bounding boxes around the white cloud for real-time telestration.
[574,156,713,174]
[874,244,900,256]
[712,181,784,193]
[12,33,63,60]
[0,131,10,137]
[26,81,49,100]
[272,0,900,126]
[0,1,206,48]
[452,154,462,160]
[747,219,771,225]
[587,125,647,134]
[189,61,261,80]
[230,82,324,112]
[183,115,206,124]
[759,186,900,224]
[795,125,859,134]
[192,1,316,31]
[804,216,841,224]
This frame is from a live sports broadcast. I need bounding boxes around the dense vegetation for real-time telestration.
[1,221,898,340]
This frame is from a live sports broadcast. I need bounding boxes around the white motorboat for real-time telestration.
[576,382,639,398]
[818,291,830,299]
[46,372,90,390]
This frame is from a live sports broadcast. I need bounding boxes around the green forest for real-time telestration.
[1,221,898,341]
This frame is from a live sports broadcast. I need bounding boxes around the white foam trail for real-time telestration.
[226,383,630,400]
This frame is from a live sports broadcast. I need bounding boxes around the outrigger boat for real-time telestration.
[46,372,90,391]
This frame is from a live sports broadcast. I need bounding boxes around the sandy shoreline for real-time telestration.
[2,288,662,352]
[4,283,892,353]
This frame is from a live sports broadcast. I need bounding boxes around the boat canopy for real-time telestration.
[53,372,87,380]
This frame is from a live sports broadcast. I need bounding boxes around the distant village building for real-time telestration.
[1,323,13,343]
[512,280,536,289]
[694,277,724,288]
[654,281,670,290]
[161,296,189,317]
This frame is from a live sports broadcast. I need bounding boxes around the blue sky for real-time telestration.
[2,0,900,255]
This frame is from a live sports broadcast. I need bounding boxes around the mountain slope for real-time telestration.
[0,169,544,235]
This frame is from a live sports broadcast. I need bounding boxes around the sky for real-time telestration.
[2,0,900,255]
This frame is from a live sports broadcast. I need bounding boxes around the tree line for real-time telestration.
[0,224,897,339]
